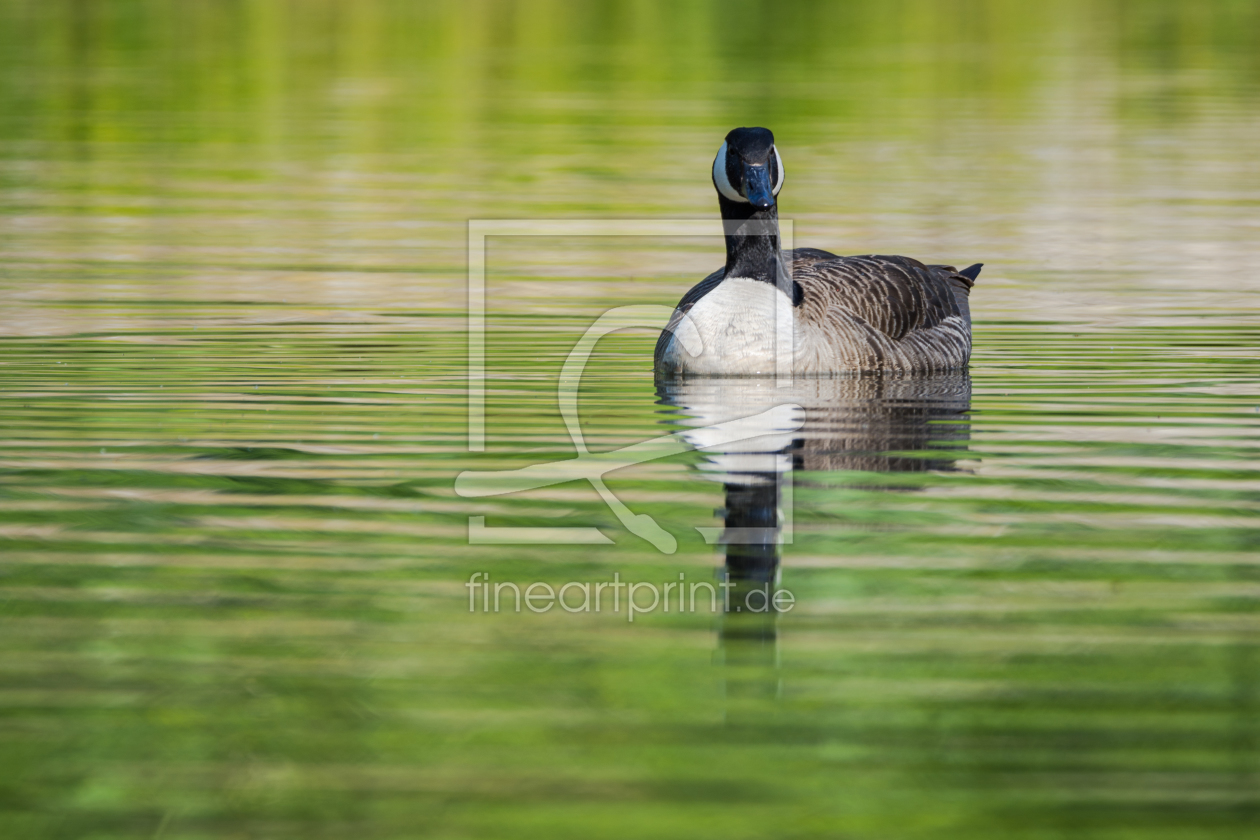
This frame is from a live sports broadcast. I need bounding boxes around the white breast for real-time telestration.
[660,277,797,375]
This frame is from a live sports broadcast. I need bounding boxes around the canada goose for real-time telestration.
[655,127,982,377]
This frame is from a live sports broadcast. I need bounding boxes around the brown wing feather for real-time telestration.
[792,255,967,341]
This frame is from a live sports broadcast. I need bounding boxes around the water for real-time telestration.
[2,1,1259,837]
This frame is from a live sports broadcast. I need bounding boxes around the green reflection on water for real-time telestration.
[2,2,1260,838]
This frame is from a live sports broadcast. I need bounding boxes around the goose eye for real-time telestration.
[771,146,786,196]
[712,142,748,203]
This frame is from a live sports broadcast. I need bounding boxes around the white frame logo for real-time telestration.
[455,220,799,554]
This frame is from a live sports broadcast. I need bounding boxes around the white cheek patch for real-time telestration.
[712,142,747,203]
[772,146,785,196]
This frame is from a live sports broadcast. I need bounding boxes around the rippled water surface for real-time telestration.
[2,2,1260,838]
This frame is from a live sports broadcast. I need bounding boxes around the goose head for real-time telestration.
[712,127,786,211]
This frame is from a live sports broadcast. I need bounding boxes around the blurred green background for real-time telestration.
[1,1,1259,838]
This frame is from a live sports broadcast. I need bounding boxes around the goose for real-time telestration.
[655,127,982,377]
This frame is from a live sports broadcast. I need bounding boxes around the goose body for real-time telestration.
[655,128,981,377]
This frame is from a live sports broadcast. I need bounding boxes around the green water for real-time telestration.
[2,1,1260,837]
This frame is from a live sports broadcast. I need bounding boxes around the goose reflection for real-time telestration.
[657,373,972,696]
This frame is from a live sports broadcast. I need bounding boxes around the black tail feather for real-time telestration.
[959,263,983,281]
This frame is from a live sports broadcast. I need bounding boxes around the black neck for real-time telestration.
[719,196,792,297]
